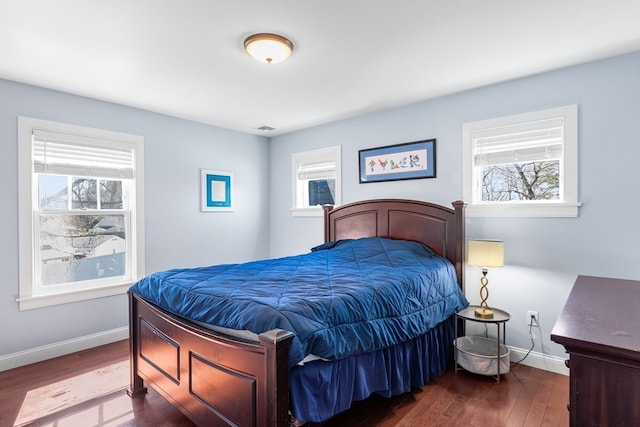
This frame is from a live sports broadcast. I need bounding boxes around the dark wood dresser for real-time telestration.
[551,275,640,427]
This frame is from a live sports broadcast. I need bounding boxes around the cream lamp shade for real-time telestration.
[467,239,504,269]
[244,33,293,64]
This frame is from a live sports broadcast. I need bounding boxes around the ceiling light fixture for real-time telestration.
[244,33,293,64]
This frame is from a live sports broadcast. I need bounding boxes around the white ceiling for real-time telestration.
[1,1,639,136]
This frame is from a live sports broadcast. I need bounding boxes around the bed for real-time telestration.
[127,198,467,426]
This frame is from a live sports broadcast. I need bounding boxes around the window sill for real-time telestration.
[466,202,582,218]
[17,282,132,310]
[291,207,325,217]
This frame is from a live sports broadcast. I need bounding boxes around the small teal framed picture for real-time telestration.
[201,169,232,211]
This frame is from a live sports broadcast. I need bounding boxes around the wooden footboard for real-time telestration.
[127,292,294,426]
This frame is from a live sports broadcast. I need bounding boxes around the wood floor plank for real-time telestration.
[505,366,542,426]
[0,340,569,427]
[395,380,453,426]
[524,372,555,427]
[541,371,570,427]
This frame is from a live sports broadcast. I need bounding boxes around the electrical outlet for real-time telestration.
[527,310,539,326]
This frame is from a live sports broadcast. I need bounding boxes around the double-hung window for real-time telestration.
[462,105,579,217]
[18,117,145,310]
[291,145,341,216]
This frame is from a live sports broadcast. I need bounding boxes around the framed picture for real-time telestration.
[201,169,232,211]
[359,139,436,183]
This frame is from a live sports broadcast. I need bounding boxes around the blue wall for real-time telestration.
[0,79,270,357]
[269,52,640,363]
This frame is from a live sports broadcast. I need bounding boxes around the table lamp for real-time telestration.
[467,239,504,318]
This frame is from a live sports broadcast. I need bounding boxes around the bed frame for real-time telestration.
[127,199,465,426]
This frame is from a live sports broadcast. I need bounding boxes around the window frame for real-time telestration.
[18,117,145,310]
[291,145,342,217]
[462,105,580,217]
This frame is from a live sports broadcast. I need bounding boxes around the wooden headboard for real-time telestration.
[323,199,465,289]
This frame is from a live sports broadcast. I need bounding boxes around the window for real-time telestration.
[18,117,145,310]
[462,105,579,217]
[291,145,341,216]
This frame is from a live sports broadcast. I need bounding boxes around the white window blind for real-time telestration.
[296,160,336,180]
[472,118,564,166]
[33,129,135,179]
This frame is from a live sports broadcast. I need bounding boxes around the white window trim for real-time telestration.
[462,105,580,218]
[17,117,145,310]
[291,145,342,217]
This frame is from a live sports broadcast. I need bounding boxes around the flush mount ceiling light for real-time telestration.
[244,33,293,64]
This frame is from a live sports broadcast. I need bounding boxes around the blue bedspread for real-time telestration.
[129,237,468,367]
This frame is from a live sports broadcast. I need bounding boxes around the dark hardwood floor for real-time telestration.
[0,340,569,427]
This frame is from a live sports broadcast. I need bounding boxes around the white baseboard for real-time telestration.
[0,327,128,372]
[508,345,569,376]
[1,328,568,376]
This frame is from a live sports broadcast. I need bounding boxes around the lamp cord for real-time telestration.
[512,322,535,368]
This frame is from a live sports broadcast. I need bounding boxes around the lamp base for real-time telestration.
[475,307,494,319]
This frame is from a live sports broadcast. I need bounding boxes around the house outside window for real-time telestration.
[462,105,580,217]
[18,117,145,310]
[291,145,341,217]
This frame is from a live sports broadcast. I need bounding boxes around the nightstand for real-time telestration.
[454,305,510,382]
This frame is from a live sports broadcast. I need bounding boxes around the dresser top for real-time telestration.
[551,275,640,358]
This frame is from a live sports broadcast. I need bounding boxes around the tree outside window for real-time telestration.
[481,161,559,201]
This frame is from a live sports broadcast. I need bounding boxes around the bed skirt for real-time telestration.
[288,315,455,422]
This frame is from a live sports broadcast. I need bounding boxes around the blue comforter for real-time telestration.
[129,237,468,367]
